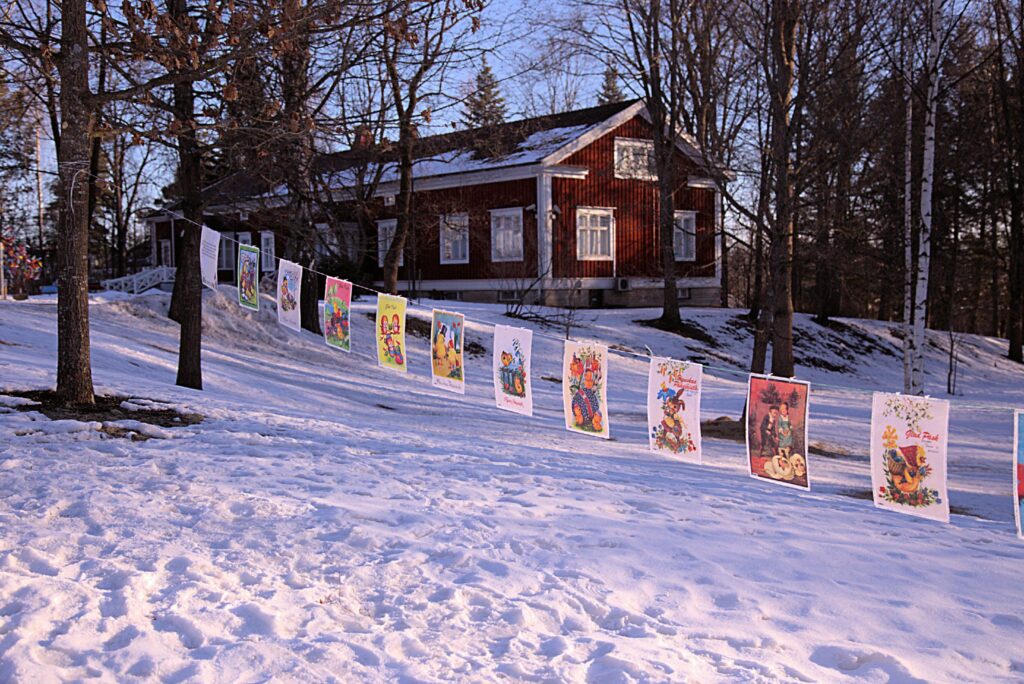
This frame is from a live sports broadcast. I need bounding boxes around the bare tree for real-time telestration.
[379,0,486,295]
[993,0,1024,362]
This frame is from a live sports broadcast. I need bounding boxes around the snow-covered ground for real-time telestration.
[1,289,1022,683]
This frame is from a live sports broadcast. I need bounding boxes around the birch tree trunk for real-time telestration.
[54,0,95,405]
[910,0,943,395]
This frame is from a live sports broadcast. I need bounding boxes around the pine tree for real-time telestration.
[597,66,625,105]
[462,58,507,129]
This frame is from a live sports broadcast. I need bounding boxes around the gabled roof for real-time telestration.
[145,98,728,217]
[314,99,644,192]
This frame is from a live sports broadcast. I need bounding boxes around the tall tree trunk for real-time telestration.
[86,22,107,250]
[910,0,942,394]
[657,162,680,327]
[768,0,799,378]
[383,127,414,294]
[982,169,998,335]
[995,0,1023,360]
[114,139,128,277]
[54,0,95,405]
[751,278,772,374]
[281,0,321,335]
[719,192,729,307]
[902,27,915,393]
[170,0,203,391]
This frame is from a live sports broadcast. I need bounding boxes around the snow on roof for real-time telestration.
[323,123,594,189]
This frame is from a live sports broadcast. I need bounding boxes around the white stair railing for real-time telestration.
[101,266,177,294]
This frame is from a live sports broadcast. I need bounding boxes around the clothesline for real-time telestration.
[179,214,1022,414]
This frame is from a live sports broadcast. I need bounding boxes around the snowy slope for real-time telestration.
[1,290,1022,683]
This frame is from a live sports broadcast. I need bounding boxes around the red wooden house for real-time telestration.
[144,99,728,307]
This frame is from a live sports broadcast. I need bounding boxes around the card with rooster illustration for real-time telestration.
[870,392,950,523]
[493,325,533,417]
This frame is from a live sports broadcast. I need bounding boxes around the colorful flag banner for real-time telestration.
[237,243,260,311]
[430,309,466,393]
[1015,410,1024,539]
[276,259,302,331]
[746,375,811,489]
[870,392,950,522]
[493,324,533,416]
[323,277,352,352]
[199,226,220,291]
[647,358,702,463]
[376,294,407,372]
[563,341,610,439]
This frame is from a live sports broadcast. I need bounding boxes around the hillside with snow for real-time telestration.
[1,290,1023,682]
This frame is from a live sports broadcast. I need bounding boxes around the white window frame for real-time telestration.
[313,222,334,260]
[613,137,657,181]
[159,239,173,267]
[260,231,275,272]
[673,210,697,262]
[489,207,524,263]
[439,212,470,265]
[217,232,235,270]
[377,219,403,267]
[575,207,615,262]
[340,222,361,262]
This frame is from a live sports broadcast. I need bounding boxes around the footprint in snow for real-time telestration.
[153,614,205,650]
[231,603,277,638]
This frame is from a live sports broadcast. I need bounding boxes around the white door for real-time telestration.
[160,239,172,267]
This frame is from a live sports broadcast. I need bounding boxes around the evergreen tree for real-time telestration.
[597,65,625,105]
[462,58,507,129]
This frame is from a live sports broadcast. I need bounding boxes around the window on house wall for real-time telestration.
[440,213,470,265]
[260,231,276,272]
[614,138,657,181]
[576,208,614,261]
[490,208,523,262]
[314,223,335,260]
[673,211,697,262]
[377,219,403,267]
[237,231,252,270]
[217,232,235,270]
[340,223,361,262]
[159,239,173,267]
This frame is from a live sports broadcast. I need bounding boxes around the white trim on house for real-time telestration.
[541,100,646,165]
[325,163,589,204]
[687,176,720,190]
[537,171,554,281]
[489,207,524,263]
[439,213,470,265]
[371,276,720,292]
